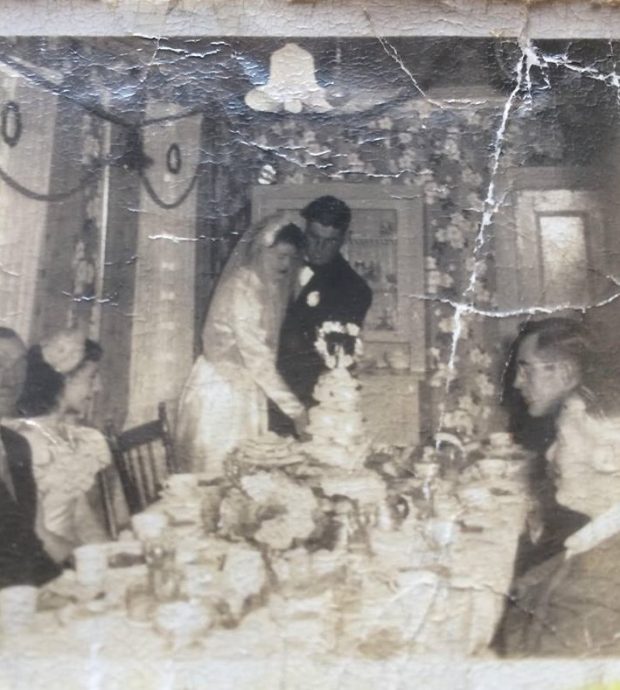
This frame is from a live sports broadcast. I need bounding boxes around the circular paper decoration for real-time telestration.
[1,102,22,148]
[166,143,182,174]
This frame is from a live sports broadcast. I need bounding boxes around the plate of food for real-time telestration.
[234,433,306,467]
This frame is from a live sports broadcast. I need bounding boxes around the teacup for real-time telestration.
[0,585,37,635]
[73,544,108,589]
[181,565,214,600]
[425,518,458,548]
[164,474,199,499]
[125,582,154,625]
[488,432,513,450]
[174,538,203,567]
[154,601,211,650]
[458,486,493,510]
[131,512,169,542]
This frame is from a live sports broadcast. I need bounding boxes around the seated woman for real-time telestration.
[176,214,308,478]
[2,330,111,565]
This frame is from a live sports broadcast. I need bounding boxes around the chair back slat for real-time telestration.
[135,451,152,506]
[103,402,179,532]
[146,442,163,498]
[158,402,178,474]
[97,467,118,540]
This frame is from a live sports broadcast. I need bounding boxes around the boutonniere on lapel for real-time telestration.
[306,291,320,307]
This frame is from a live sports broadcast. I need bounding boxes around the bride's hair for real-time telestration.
[242,214,304,267]
[271,223,304,251]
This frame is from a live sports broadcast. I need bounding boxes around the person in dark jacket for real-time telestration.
[0,328,60,588]
[0,426,61,588]
[272,196,372,435]
[497,318,620,656]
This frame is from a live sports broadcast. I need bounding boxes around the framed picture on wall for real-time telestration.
[252,182,426,372]
[494,166,610,337]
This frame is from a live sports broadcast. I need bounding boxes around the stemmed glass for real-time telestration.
[144,538,180,603]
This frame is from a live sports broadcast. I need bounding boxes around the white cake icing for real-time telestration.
[305,365,370,470]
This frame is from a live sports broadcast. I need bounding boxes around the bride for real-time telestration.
[176,213,308,477]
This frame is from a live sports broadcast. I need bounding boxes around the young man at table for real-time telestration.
[498,317,620,655]
[0,328,60,588]
[271,195,372,435]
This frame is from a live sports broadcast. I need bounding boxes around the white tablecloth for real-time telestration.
[2,640,620,690]
[0,480,532,687]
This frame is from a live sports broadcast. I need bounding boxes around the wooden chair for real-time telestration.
[105,402,179,519]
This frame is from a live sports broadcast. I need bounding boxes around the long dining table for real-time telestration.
[0,466,590,690]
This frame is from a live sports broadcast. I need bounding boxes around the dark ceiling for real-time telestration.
[0,36,616,146]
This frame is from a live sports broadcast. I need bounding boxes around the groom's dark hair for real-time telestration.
[301,196,351,234]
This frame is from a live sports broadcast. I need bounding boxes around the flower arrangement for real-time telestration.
[315,321,363,369]
[218,461,377,558]
[426,309,504,470]
[240,471,318,551]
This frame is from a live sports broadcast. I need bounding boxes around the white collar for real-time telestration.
[299,265,314,287]
[564,502,620,559]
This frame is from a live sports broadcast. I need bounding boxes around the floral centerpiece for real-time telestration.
[423,308,508,471]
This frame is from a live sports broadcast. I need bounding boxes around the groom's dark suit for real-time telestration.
[276,253,372,410]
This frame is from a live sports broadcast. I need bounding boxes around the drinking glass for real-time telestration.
[73,544,108,591]
[125,582,154,624]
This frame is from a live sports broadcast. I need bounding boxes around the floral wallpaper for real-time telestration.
[205,95,568,442]
[66,112,106,337]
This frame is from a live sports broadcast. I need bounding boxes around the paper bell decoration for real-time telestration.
[245,43,333,114]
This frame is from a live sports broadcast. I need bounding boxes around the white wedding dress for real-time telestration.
[176,247,303,478]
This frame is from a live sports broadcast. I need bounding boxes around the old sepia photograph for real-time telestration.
[1,9,620,686]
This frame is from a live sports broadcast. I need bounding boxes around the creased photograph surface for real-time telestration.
[0,28,619,689]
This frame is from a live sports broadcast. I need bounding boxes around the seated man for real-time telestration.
[499,317,620,656]
[504,323,589,576]
[0,328,60,588]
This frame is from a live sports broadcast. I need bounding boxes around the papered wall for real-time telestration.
[0,37,612,441]
[17,83,603,439]
[198,93,572,441]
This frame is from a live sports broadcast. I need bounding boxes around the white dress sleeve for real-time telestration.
[230,275,304,420]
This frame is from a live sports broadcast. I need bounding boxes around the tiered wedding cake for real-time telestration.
[304,350,370,472]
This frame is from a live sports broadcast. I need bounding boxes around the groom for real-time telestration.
[272,195,372,433]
